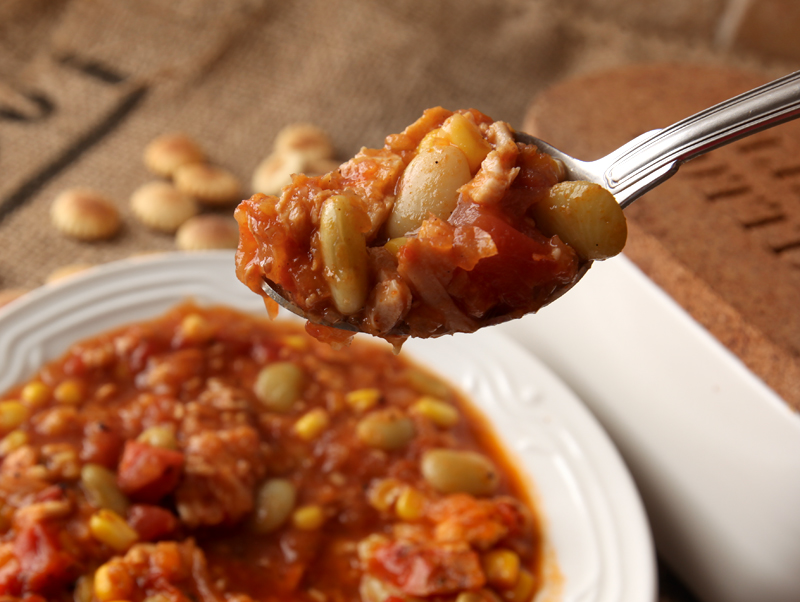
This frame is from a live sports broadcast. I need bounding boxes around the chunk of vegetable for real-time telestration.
[531,180,627,260]
[385,145,471,239]
[421,449,500,495]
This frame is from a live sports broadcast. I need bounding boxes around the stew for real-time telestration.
[235,107,626,347]
[0,303,543,602]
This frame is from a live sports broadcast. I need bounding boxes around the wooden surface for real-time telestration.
[524,64,800,411]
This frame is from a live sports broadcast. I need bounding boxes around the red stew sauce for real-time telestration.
[0,304,542,602]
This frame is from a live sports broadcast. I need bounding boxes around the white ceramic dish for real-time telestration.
[0,251,654,602]
[498,255,800,602]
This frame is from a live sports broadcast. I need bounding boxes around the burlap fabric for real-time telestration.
[2,0,790,291]
[0,2,796,601]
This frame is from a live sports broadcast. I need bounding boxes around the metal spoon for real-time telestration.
[263,70,800,332]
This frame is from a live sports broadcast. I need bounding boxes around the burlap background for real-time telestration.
[2,0,792,293]
[0,2,797,601]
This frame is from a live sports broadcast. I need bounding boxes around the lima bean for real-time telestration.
[80,464,130,516]
[253,478,297,533]
[421,448,499,496]
[254,362,305,412]
[319,195,370,315]
[357,408,416,450]
[385,145,471,239]
[531,180,627,261]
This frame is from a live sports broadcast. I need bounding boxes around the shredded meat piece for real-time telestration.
[367,539,485,596]
[429,494,531,550]
[114,540,249,602]
[175,426,264,527]
[0,447,49,504]
[337,148,405,235]
[459,121,520,205]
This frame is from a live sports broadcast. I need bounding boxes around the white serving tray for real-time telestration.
[498,254,800,602]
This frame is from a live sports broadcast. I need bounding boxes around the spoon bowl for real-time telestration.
[262,71,800,335]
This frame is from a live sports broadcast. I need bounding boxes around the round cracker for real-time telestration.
[144,132,206,177]
[131,181,198,232]
[174,163,242,206]
[176,214,239,250]
[251,151,306,195]
[305,157,342,176]
[50,189,121,241]
[274,123,334,161]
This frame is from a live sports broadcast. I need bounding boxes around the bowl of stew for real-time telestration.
[0,251,654,602]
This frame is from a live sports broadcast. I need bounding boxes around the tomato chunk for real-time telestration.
[12,523,75,594]
[117,440,184,502]
[128,504,179,541]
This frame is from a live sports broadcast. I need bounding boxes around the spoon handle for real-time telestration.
[603,70,800,208]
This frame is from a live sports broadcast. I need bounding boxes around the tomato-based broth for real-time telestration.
[236,107,626,347]
[0,303,543,602]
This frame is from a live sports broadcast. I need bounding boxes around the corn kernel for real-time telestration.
[482,549,521,590]
[395,487,425,521]
[180,313,214,343]
[282,335,308,351]
[383,238,408,256]
[294,408,330,441]
[503,568,535,602]
[54,379,83,405]
[89,509,139,552]
[0,401,28,431]
[0,430,28,455]
[440,113,492,173]
[410,396,459,427]
[345,388,381,413]
[94,561,134,601]
[366,478,403,512]
[137,425,177,449]
[20,382,49,407]
[72,575,93,602]
[292,504,325,530]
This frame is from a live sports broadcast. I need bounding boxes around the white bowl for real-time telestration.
[0,251,655,602]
